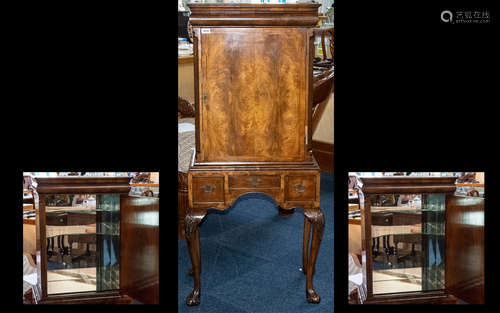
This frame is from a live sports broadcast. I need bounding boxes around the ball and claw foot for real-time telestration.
[186,290,200,306]
[306,289,321,304]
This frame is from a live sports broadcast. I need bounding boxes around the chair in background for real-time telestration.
[466,189,480,197]
[313,26,334,64]
[348,252,366,304]
[312,26,334,135]
[23,252,40,304]
[141,189,154,197]
[178,97,196,239]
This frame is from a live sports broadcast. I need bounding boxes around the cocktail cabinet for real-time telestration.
[184,1,324,306]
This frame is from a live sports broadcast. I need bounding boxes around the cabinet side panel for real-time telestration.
[200,28,307,162]
[445,195,484,304]
[359,191,373,297]
[120,196,159,304]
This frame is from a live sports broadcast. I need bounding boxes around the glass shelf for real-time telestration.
[373,208,446,213]
[373,209,421,214]
[373,233,444,239]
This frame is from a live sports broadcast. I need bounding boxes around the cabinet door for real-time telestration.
[120,195,159,304]
[198,27,308,163]
[445,195,484,304]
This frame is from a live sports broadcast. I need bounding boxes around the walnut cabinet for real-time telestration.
[184,2,325,306]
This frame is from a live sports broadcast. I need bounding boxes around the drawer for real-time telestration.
[393,212,421,225]
[372,211,421,226]
[371,212,393,226]
[46,212,67,226]
[285,175,316,201]
[192,176,224,204]
[68,212,96,226]
[229,175,280,189]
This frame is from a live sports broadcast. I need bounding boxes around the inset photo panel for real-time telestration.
[347,172,484,304]
[22,172,159,304]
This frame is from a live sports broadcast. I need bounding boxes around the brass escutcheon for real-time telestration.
[201,184,215,193]
[247,176,262,188]
[294,184,306,194]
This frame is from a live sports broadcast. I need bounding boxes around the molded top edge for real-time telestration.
[358,176,457,194]
[188,3,321,9]
[35,177,132,184]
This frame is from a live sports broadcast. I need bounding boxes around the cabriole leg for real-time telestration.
[302,217,311,274]
[303,207,325,304]
[185,207,207,306]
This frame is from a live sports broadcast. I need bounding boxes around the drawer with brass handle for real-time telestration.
[192,176,224,204]
[285,175,316,201]
[228,175,280,189]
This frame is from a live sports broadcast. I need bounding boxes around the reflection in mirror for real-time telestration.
[371,194,445,295]
[45,194,120,295]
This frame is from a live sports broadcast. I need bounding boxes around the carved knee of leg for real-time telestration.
[306,208,325,232]
[185,214,202,241]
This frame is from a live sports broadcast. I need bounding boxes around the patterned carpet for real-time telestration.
[178,172,334,313]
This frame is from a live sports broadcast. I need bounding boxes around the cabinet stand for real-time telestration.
[185,203,324,306]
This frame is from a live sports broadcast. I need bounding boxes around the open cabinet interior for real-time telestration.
[370,193,446,295]
[357,176,484,304]
[45,194,120,295]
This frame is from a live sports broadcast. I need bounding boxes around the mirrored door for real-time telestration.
[370,193,445,295]
[45,194,120,295]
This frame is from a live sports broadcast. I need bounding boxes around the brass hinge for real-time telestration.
[202,92,208,108]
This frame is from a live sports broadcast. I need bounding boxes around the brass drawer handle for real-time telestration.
[247,177,262,188]
[201,184,215,193]
[294,184,307,194]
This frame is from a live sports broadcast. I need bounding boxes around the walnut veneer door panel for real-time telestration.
[199,28,308,162]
